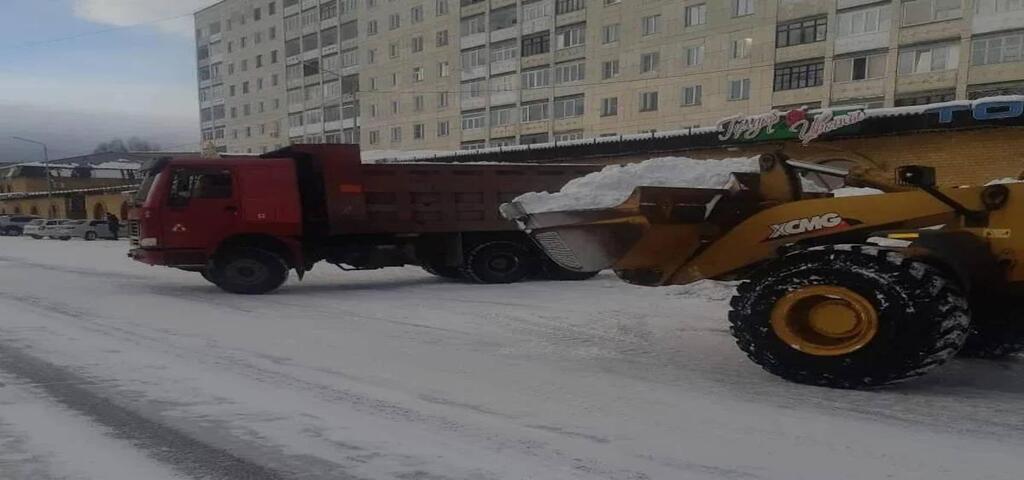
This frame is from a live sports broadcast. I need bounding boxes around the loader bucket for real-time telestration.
[501,186,733,280]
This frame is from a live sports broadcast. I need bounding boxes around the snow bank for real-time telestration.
[832,187,885,197]
[667,280,738,302]
[986,177,1023,186]
[513,156,759,214]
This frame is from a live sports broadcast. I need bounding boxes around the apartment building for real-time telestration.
[195,0,1024,153]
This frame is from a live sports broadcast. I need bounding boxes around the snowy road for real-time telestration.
[0,238,1022,480]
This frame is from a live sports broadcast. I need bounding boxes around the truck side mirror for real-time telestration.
[896,166,937,188]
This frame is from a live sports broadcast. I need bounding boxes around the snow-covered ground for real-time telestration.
[0,238,1022,479]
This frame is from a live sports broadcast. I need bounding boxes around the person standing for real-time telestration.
[106,212,121,240]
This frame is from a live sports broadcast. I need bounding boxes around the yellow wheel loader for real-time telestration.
[501,154,1024,388]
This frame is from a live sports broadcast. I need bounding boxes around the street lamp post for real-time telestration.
[11,136,53,217]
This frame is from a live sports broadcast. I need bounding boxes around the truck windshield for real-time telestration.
[133,169,164,206]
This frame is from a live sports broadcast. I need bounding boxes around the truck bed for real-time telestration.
[274,145,599,236]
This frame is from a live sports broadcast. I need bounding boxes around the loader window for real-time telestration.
[168,169,234,207]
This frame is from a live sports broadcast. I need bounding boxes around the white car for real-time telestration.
[55,220,116,241]
[22,219,72,239]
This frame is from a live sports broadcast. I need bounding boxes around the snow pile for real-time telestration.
[513,156,759,214]
[832,187,884,197]
[986,177,1023,186]
[667,280,738,302]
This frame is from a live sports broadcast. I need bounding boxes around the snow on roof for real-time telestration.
[864,95,1024,119]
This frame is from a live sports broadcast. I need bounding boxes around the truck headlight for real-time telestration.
[140,238,159,247]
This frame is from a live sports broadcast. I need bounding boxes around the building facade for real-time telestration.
[194,0,1024,153]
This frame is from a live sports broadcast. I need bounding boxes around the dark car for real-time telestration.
[0,215,43,236]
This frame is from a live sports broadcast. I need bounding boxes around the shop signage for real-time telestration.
[928,99,1024,123]
[717,108,867,145]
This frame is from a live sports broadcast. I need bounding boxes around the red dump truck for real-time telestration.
[129,145,599,294]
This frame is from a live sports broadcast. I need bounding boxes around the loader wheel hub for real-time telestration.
[771,286,879,356]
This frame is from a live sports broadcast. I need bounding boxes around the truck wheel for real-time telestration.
[421,262,465,280]
[959,302,1024,358]
[729,246,970,389]
[29,235,42,240]
[199,269,219,286]
[84,231,98,241]
[540,259,599,281]
[462,241,537,284]
[213,248,289,295]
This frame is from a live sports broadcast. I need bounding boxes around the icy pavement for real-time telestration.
[0,238,1022,480]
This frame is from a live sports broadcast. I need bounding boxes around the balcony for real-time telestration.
[490,90,518,106]
[490,26,518,43]
[555,9,585,28]
[973,11,1024,35]
[776,42,827,64]
[896,69,958,93]
[899,19,964,46]
[772,85,828,108]
[522,16,552,36]
[777,0,828,22]
[461,66,488,81]
[968,62,1024,87]
[461,32,487,50]
[832,78,886,103]
[554,45,584,63]
[835,31,890,55]
[460,96,486,110]
[491,58,518,75]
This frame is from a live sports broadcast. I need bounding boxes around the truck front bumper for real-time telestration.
[129,248,208,268]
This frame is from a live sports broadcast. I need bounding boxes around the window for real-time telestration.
[341,21,358,41]
[461,79,486,100]
[685,4,707,26]
[322,27,338,48]
[837,5,891,38]
[285,14,300,33]
[461,141,486,151]
[602,24,620,44]
[438,91,450,108]
[437,120,450,137]
[411,5,424,23]
[903,0,962,25]
[461,15,486,36]
[412,36,424,53]
[642,15,661,36]
[728,78,751,100]
[520,133,549,145]
[324,104,342,122]
[301,8,319,27]
[413,67,425,82]
[462,110,486,130]
[895,91,956,106]
[491,74,516,93]
[732,37,752,59]
[556,0,585,14]
[601,97,618,116]
[557,23,585,49]
[369,130,380,145]
[413,123,425,140]
[639,92,659,112]
[391,127,402,142]
[390,43,399,58]
[437,30,449,47]
[554,61,585,83]
[367,20,378,35]
[392,100,400,114]
[439,61,450,77]
[490,106,517,126]
[389,13,400,29]
[339,49,357,68]
[972,32,1024,66]
[976,0,1024,16]
[491,137,517,148]
[682,85,702,106]
[521,101,550,122]
[168,170,234,207]
[304,58,320,76]
[321,0,337,18]
[601,60,620,79]
[522,67,551,88]
[776,17,827,47]
[774,62,825,91]
[898,44,959,74]
[303,33,319,52]
[523,0,552,21]
[491,40,518,62]
[269,2,277,15]
[641,52,660,73]
[491,6,517,30]
[437,0,449,15]
[733,0,754,16]
[305,108,322,124]
[269,26,277,39]
[554,95,585,119]
[834,53,887,82]
[685,44,705,66]
[324,80,341,99]
[461,47,487,71]
[523,33,550,56]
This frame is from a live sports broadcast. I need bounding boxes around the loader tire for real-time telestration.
[729,246,970,389]
[959,303,1024,359]
[462,241,537,284]
[212,248,289,295]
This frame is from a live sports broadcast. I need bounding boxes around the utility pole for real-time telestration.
[12,136,53,217]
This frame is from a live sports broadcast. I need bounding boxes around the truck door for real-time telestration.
[162,167,239,250]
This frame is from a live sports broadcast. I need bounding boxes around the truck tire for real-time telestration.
[84,231,98,241]
[212,248,289,295]
[421,262,465,280]
[729,246,970,389]
[540,259,599,281]
[462,241,537,284]
[959,302,1024,359]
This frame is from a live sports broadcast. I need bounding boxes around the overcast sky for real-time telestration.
[0,0,218,162]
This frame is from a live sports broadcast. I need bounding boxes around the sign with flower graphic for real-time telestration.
[717,108,868,145]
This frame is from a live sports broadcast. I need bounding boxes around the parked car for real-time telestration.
[55,220,115,241]
[23,219,72,239]
[0,215,43,236]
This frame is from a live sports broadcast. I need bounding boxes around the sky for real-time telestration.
[0,0,218,162]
